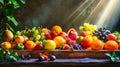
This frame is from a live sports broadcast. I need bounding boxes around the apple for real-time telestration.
[34,44,43,50]
[15,36,24,43]
[107,34,117,41]
[58,32,68,39]
[79,31,87,37]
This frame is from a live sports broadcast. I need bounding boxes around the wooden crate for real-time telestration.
[14,50,120,59]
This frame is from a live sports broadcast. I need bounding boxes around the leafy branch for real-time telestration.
[105,52,120,62]
[0,0,25,36]
[0,48,19,62]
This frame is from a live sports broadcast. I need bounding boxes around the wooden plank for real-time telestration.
[13,50,120,59]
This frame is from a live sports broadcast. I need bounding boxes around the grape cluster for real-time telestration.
[79,22,97,33]
[15,27,45,43]
[70,44,84,50]
[93,28,111,42]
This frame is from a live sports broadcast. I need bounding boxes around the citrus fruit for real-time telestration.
[51,25,62,34]
[80,35,93,48]
[105,40,118,50]
[43,40,56,50]
[91,40,104,50]
[25,40,36,50]
[1,42,11,50]
[53,36,66,48]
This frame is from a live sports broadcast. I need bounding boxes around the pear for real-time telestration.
[2,28,14,42]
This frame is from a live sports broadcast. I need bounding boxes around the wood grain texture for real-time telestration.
[14,50,120,59]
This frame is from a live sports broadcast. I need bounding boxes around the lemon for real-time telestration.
[43,40,56,50]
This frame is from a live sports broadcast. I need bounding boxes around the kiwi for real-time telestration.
[2,28,14,42]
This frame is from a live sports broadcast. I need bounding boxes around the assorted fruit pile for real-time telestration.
[0,23,120,51]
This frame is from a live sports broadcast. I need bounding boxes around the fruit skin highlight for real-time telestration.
[43,40,56,50]
[105,40,118,50]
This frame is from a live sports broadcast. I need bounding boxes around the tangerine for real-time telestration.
[53,36,66,48]
[105,40,118,50]
[91,40,104,50]
[25,40,36,50]
[51,25,62,34]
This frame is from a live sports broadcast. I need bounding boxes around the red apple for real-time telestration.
[51,32,58,39]
[34,44,43,50]
[79,31,87,37]
[107,34,117,41]
[63,44,71,50]
[58,32,68,39]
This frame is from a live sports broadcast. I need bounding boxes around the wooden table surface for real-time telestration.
[0,58,120,67]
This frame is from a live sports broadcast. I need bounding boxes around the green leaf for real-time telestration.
[4,4,14,16]
[0,48,5,60]
[9,0,20,9]
[5,23,15,33]
[20,0,26,4]
[105,52,120,62]
[0,0,4,4]
[7,16,18,26]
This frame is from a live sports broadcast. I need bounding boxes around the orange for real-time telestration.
[1,42,11,50]
[105,40,118,50]
[25,40,36,50]
[51,25,62,34]
[80,35,93,48]
[91,40,104,50]
[43,40,56,50]
[53,36,66,48]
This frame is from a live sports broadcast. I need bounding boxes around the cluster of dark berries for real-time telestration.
[93,28,111,42]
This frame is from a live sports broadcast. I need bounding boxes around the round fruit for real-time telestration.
[15,36,24,43]
[49,55,56,61]
[38,56,44,61]
[80,35,93,48]
[91,40,104,50]
[53,36,66,48]
[105,40,118,50]
[67,28,78,40]
[2,28,13,42]
[25,41,36,50]
[76,36,84,44]
[107,34,117,41]
[51,25,62,34]
[1,42,11,50]
[43,40,56,50]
